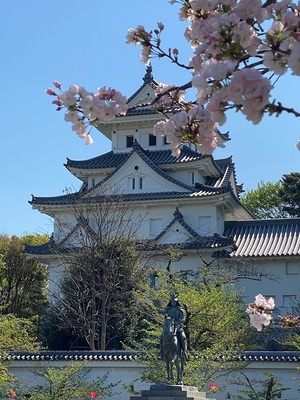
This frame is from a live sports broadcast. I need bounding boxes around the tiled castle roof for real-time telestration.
[26,217,300,258]
[65,145,212,170]
[30,188,231,207]
[224,218,300,257]
[31,143,239,207]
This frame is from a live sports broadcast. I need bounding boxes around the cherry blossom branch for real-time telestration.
[46,0,300,154]
[268,102,300,118]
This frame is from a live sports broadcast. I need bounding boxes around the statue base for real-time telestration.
[130,384,215,400]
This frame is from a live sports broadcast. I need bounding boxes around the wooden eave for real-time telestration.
[65,167,114,183]
[95,112,163,139]
[160,157,222,177]
[30,189,248,216]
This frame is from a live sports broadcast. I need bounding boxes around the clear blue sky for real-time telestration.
[1,1,299,237]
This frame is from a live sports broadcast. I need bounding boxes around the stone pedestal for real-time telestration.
[130,384,215,400]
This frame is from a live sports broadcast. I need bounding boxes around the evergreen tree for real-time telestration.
[279,172,300,217]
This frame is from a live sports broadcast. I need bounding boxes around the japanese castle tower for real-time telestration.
[27,67,300,314]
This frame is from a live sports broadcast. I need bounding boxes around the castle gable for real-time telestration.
[82,142,192,197]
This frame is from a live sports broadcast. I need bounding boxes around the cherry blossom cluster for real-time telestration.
[154,83,185,111]
[126,1,300,153]
[246,294,275,331]
[153,104,217,156]
[46,81,127,144]
[279,314,300,327]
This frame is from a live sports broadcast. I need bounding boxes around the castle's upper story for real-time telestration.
[29,67,255,245]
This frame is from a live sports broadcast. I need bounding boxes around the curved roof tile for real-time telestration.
[65,146,212,170]
[30,188,228,207]
[224,219,300,257]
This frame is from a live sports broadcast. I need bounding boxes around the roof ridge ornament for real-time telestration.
[173,207,183,220]
[143,64,153,84]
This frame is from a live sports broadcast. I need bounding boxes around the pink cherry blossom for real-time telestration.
[58,88,78,107]
[249,313,272,331]
[200,59,236,81]
[288,41,300,75]
[141,46,151,64]
[246,294,274,331]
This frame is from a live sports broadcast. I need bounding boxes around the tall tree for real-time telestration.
[241,181,289,219]
[46,196,150,350]
[0,314,38,385]
[0,234,49,324]
[279,172,300,217]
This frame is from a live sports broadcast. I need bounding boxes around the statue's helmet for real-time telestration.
[170,293,178,302]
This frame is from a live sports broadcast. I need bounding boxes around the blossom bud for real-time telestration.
[157,22,164,31]
[52,99,63,106]
[45,88,56,96]
[53,80,61,89]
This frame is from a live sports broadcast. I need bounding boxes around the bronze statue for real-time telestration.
[159,293,188,384]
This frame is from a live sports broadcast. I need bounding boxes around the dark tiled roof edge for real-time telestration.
[224,218,300,257]
[225,218,300,227]
[7,350,300,362]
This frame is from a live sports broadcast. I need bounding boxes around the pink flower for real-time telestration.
[126,25,148,45]
[247,294,274,331]
[249,312,272,331]
[141,45,151,65]
[209,383,219,393]
[90,391,97,399]
[10,391,17,399]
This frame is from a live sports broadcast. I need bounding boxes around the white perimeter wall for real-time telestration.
[7,358,300,400]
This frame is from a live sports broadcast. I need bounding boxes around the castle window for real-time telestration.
[283,295,296,314]
[149,134,157,146]
[128,177,135,190]
[188,171,195,185]
[128,176,143,190]
[126,135,134,148]
[150,273,158,288]
[286,262,299,275]
[139,177,143,189]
